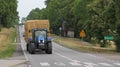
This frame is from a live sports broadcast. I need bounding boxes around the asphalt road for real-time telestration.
[19,25,120,67]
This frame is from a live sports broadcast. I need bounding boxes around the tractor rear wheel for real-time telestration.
[46,42,52,54]
[26,44,28,51]
[28,43,35,54]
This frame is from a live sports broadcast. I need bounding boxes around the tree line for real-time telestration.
[27,0,120,52]
[0,0,18,30]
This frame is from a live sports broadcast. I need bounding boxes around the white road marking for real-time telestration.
[54,62,65,66]
[40,62,50,66]
[72,60,81,62]
[55,52,80,62]
[114,63,120,66]
[20,37,29,61]
[99,63,113,66]
[38,62,120,67]
[84,62,98,66]
[55,52,74,61]
[28,65,32,67]
[85,53,114,62]
[69,62,82,66]
[19,28,29,61]
[84,65,93,67]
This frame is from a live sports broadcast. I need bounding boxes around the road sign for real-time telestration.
[104,36,114,40]
[80,29,86,37]
[59,27,62,31]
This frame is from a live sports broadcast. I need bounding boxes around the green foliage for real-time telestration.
[73,0,92,37]
[114,0,120,51]
[27,8,47,20]
[0,0,18,29]
[46,0,68,34]
[87,0,116,43]
[27,0,120,51]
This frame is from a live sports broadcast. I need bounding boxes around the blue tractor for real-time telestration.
[27,28,52,54]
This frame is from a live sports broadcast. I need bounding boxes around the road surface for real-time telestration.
[19,25,120,67]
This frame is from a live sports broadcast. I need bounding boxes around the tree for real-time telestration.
[114,0,120,52]
[0,0,18,29]
[45,0,69,35]
[73,0,92,38]
[27,0,120,51]
[27,8,48,20]
[87,0,116,47]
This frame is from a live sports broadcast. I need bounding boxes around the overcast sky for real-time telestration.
[17,0,46,20]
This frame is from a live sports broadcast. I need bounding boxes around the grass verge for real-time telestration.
[0,28,16,58]
[54,37,120,54]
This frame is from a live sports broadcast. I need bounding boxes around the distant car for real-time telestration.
[23,32,25,37]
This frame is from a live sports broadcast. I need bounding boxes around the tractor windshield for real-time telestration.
[35,30,47,38]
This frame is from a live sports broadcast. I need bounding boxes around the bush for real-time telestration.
[114,35,120,52]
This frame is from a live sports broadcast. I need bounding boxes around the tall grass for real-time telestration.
[54,37,118,54]
[0,28,16,58]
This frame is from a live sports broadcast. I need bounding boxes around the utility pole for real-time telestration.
[62,20,67,37]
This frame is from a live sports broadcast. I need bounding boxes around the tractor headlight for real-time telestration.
[43,40,44,43]
[38,40,44,43]
[38,41,40,43]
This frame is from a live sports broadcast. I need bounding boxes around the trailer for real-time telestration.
[24,20,52,54]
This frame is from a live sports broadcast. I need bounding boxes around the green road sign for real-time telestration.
[104,36,114,40]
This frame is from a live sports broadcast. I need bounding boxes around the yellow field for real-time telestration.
[0,28,16,58]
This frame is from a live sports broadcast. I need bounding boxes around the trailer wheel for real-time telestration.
[46,42,52,54]
[28,43,35,54]
[26,44,28,51]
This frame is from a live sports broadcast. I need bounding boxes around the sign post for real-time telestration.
[104,36,114,47]
[80,29,86,40]
[59,27,62,36]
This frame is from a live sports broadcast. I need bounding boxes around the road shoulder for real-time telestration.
[0,29,28,67]
[53,36,120,62]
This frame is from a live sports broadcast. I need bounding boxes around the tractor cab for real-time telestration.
[32,28,47,43]
[28,28,52,54]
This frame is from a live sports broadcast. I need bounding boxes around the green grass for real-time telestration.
[0,44,15,58]
[0,28,16,58]
[54,37,119,54]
